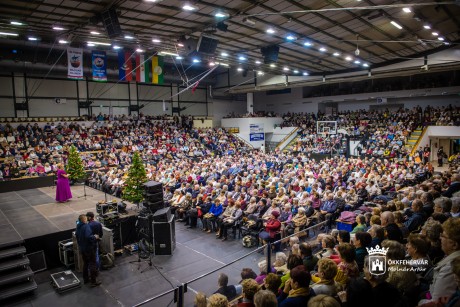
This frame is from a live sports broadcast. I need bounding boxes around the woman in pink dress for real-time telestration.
[56,163,72,203]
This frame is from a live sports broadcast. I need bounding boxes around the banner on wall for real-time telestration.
[67,47,83,80]
[249,123,264,141]
[152,55,164,84]
[91,50,107,81]
[118,51,133,82]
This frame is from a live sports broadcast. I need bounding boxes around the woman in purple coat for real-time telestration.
[56,163,72,203]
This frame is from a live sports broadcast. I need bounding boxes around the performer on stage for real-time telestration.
[56,163,72,203]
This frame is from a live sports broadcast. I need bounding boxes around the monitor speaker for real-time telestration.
[143,191,163,203]
[101,8,122,38]
[152,216,175,255]
[261,45,279,64]
[197,35,219,55]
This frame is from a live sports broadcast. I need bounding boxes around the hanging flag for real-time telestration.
[152,55,164,84]
[136,54,150,83]
[91,50,107,81]
[67,47,83,80]
[192,81,200,93]
[118,51,133,81]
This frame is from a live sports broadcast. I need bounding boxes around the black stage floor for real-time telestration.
[1,187,266,306]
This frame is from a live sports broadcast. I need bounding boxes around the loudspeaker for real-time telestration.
[197,35,219,55]
[152,216,175,255]
[261,45,280,64]
[143,181,163,194]
[143,200,165,213]
[152,207,171,223]
[143,191,163,203]
[137,214,153,243]
[101,8,122,39]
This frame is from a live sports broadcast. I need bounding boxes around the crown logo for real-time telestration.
[366,245,388,256]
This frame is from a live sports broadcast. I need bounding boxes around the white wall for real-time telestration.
[209,98,247,126]
[221,117,284,149]
[255,86,460,114]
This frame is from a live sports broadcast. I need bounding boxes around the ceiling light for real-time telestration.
[286,34,297,41]
[270,63,276,68]
[53,26,66,31]
[152,38,161,43]
[432,32,438,36]
[304,41,313,47]
[390,21,403,29]
[402,7,412,13]
[177,43,184,47]
[221,52,228,57]
[283,67,289,71]
[0,32,19,36]
[113,45,122,50]
[209,62,216,67]
[345,56,353,61]
[183,3,198,11]
[363,63,369,67]
[333,52,340,56]
[58,40,68,44]
[255,60,261,65]
[354,60,361,64]
[145,0,160,2]
[293,70,299,74]
[438,37,445,41]
[87,41,111,46]
[10,21,23,26]
[423,25,431,29]
[238,56,246,61]
[28,37,38,41]
[257,71,264,76]
[319,47,327,52]
[266,28,276,34]
[87,43,95,47]
[303,72,309,76]
[192,58,200,63]
[136,48,144,53]
[237,67,243,72]
[215,12,229,18]
[90,31,101,35]
[176,56,183,60]
[124,34,135,39]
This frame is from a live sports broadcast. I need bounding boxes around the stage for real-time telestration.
[0,186,266,306]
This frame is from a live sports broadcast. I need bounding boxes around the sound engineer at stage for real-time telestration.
[86,211,103,270]
[76,214,102,287]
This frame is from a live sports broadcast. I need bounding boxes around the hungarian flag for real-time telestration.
[118,51,133,82]
[152,55,164,84]
[136,54,150,83]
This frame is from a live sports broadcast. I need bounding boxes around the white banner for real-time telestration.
[67,47,83,79]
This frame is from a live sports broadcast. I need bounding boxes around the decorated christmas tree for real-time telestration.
[66,145,86,181]
[122,152,147,205]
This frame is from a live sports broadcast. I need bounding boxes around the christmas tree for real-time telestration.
[122,152,147,205]
[66,145,86,181]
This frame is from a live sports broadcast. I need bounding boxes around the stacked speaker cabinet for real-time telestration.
[152,214,175,256]
[143,181,165,213]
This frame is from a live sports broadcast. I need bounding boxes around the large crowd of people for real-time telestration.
[1,107,460,307]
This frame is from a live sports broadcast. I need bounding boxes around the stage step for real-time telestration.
[0,257,30,273]
[0,246,26,260]
[0,268,34,287]
[0,239,24,250]
[0,279,37,300]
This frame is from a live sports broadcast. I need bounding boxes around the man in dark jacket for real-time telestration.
[443,174,460,198]
[76,214,101,287]
[277,265,315,306]
[404,200,426,233]
[87,211,103,270]
[214,273,241,301]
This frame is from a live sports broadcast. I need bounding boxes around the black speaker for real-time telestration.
[137,214,153,243]
[101,8,122,39]
[143,191,163,203]
[152,207,171,223]
[197,35,219,55]
[261,45,279,64]
[144,200,165,212]
[143,181,163,194]
[152,216,175,255]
